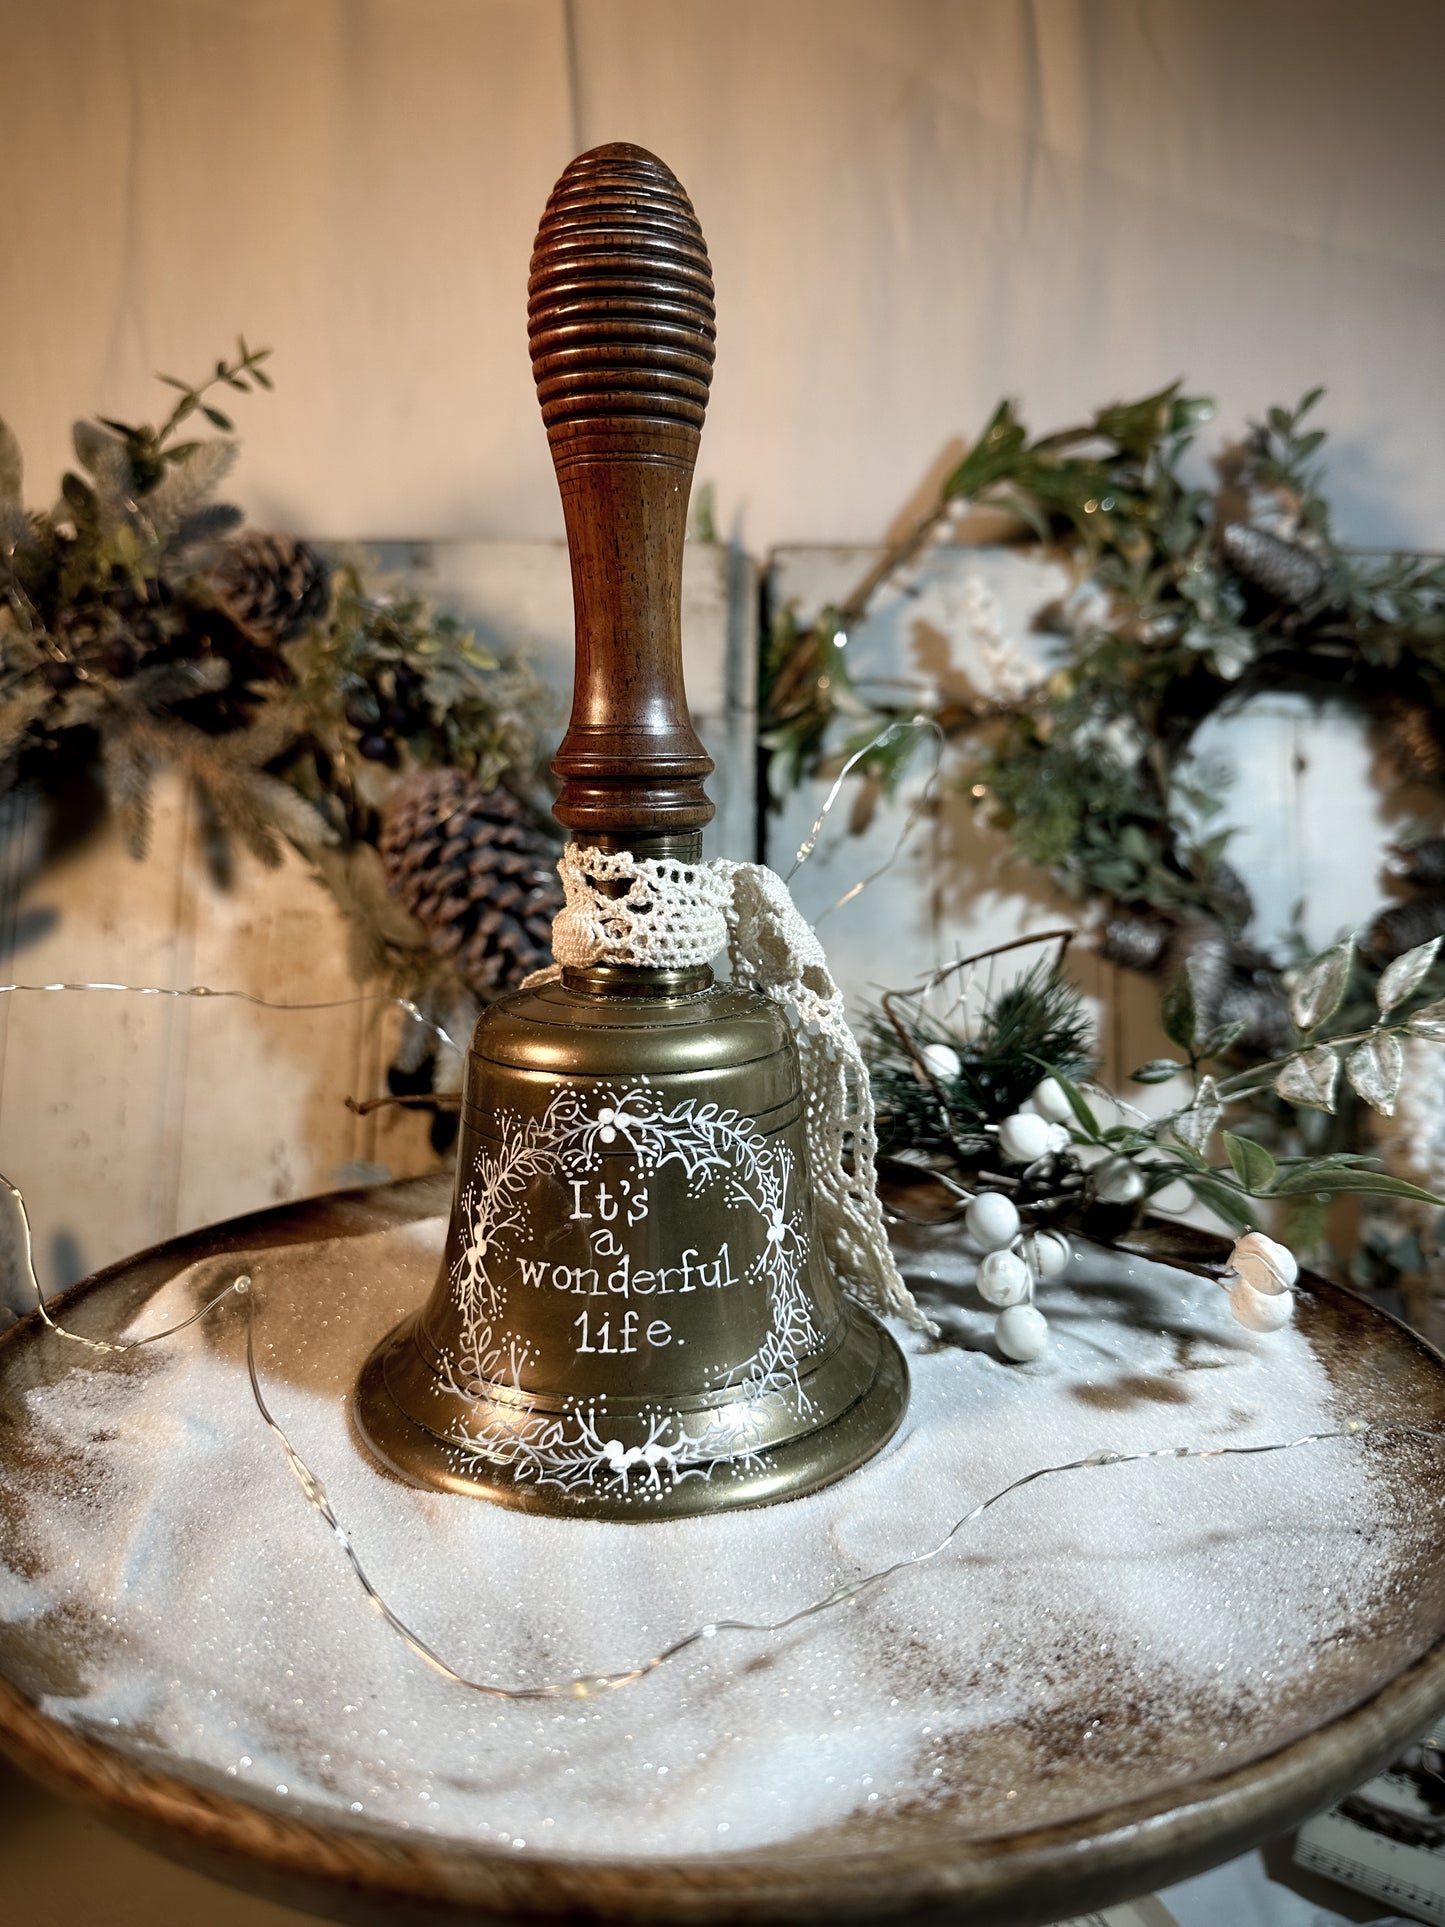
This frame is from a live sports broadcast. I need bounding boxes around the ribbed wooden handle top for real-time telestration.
[530,144,716,839]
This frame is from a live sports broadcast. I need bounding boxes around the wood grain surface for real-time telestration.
[531,144,718,839]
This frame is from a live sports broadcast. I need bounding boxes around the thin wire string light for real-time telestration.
[0,981,464,1055]
[785,716,945,922]
[2,1169,1435,1704]
[1,1173,251,1355]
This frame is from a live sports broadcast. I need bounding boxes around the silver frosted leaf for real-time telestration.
[1407,996,1445,1044]
[1289,940,1353,1033]
[1377,937,1441,1015]
[1346,1032,1405,1117]
[1172,1074,1222,1153]
[1275,1046,1340,1113]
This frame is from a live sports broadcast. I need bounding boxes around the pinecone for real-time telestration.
[1098,911,1171,972]
[1396,837,1445,888]
[1385,698,1445,783]
[211,533,331,644]
[1221,522,1329,608]
[1173,924,1294,1057]
[380,767,563,996]
[1368,892,1445,962]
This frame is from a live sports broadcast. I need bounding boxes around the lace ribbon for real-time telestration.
[545,846,933,1333]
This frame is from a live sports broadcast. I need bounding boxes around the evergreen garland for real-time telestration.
[868,931,1445,1256]
[0,343,554,1019]
[870,950,1092,1165]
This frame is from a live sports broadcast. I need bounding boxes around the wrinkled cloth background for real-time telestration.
[1,0,1442,553]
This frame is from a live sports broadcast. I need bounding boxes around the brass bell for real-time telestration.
[354,144,908,1519]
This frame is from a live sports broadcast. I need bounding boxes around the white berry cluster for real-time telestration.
[1220,1231,1296,1332]
[962,1075,1076,1363]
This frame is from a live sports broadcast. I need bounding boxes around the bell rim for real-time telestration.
[351,1304,909,1521]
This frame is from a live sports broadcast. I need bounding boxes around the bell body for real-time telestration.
[354,974,908,1518]
[356,147,910,1519]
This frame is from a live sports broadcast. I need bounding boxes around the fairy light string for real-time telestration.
[0,980,465,1055]
[1,1166,1435,1704]
[785,715,944,923]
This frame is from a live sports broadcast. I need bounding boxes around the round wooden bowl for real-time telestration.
[2,1176,1444,1925]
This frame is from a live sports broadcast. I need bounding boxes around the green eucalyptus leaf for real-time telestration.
[1223,1130,1278,1193]
[1378,937,1441,1014]
[201,406,234,431]
[71,419,125,477]
[1092,382,1181,460]
[1289,939,1353,1032]
[1199,1019,1247,1059]
[1051,1071,1101,1140]
[1272,1167,1443,1205]
[1101,1126,1157,1154]
[1184,1174,1258,1233]
[1140,1160,1192,1195]
[60,470,95,513]
[941,400,1028,501]
[1169,395,1216,434]
[1274,1152,1377,1172]
[1161,971,1197,1053]
[1130,1058,1186,1085]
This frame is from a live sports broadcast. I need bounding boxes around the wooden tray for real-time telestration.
[2,1174,1444,1926]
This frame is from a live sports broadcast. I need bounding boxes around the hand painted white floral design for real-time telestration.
[440,1085,819,1494]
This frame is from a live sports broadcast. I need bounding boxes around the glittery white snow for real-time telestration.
[0,1215,1416,1859]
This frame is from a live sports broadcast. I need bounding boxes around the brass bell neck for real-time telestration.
[560,830,715,999]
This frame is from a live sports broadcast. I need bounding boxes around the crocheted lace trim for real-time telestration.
[551,846,731,970]
[544,845,932,1333]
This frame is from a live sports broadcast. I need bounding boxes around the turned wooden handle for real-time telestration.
[529,143,716,839]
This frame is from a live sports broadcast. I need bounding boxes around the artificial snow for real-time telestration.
[0,1217,1420,1858]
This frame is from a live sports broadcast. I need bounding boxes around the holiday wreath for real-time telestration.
[764,384,1445,1283]
[765,385,1445,1015]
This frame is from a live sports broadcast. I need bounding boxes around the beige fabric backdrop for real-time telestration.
[2,0,1443,552]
